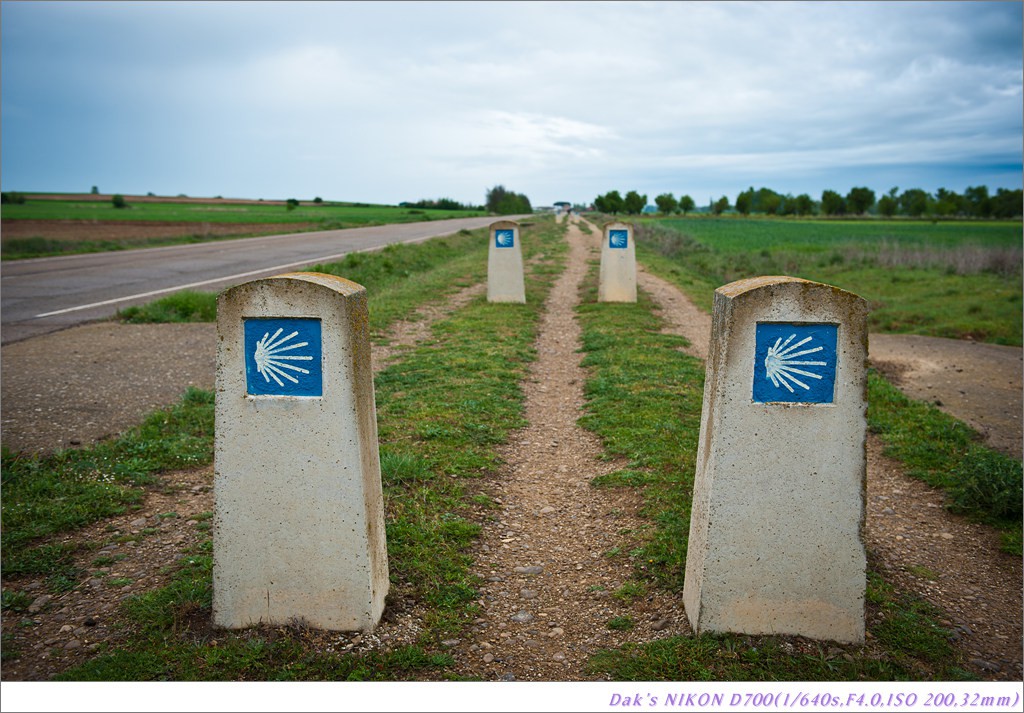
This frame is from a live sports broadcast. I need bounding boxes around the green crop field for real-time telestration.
[0,197,487,225]
[631,216,1023,346]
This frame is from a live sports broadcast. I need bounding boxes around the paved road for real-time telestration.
[1,216,519,344]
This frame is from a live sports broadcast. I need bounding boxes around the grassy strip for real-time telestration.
[574,262,972,681]
[117,228,492,336]
[39,216,566,680]
[576,262,704,587]
[1,388,214,584]
[2,232,297,260]
[867,372,1022,555]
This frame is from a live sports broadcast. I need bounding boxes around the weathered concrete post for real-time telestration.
[683,276,868,643]
[214,272,388,632]
[598,221,637,302]
[487,220,525,303]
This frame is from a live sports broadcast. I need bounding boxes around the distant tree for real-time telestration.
[313,196,323,204]
[963,185,992,218]
[934,188,962,217]
[111,194,128,209]
[678,194,695,215]
[1,191,26,205]
[792,194,815,216]
[991,188,1023,218]
[623,190,646,215]
[735,188,753,215]
[486,185,531,214]
[711,196,730,215]
[820,190,846,216]
[877,187,899,217]
[91,186,99,195]
[654,192,678,214]
[846,186,875,215]
[286,198,300,211]
[898,188,930,217]
[760,191,782,215]
[602,190,625,214]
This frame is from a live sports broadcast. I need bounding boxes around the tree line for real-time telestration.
[593,185,1022,219]
[485,185,532,215]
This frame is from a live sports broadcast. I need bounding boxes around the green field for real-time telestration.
[0,197,487,225]
[631,216,1023,346]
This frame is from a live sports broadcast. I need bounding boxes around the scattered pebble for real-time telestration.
[514,565,543,575]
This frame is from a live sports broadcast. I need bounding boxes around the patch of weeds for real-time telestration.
[108,578,134,588]
[468,494,498,509]
[591,469,654,488]
[118,290,216,323]
[91,555,117,567]
[607,616,635,631]
[867,370,1022,555]
[46,571,83,593]
[906,565,938,581]
[612,581,646,604]
[1,589,34,612]
[1,632,21,662]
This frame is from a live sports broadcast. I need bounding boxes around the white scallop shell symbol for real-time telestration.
[764,333,828,393]
[610,231,628,248]
[496,230,514,247]
[253,327,314,387]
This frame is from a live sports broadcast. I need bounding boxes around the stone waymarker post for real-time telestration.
[214,272,388,632]
[598,221,637,302]
[487,220,526,303]
[683,276,868,643]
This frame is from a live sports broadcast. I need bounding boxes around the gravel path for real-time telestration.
[1,216,1020,682]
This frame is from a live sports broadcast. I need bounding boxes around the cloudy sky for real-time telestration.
[2,1,1021,208]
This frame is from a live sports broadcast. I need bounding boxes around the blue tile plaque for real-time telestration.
[495,229,515,248]
[244,318,323,397]
[753,322,837,404]
[609,229,628,249]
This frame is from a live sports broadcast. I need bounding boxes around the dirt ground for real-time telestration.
[0,216,1020,682]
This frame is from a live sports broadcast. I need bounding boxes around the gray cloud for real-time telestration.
[2,1,1020,206]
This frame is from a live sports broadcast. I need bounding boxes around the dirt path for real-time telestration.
[1,216,1020,682]
[446,215,689,681]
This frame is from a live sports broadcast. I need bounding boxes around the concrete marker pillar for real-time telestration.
[214,271,388,632]
[683,275,868,643]
[598,221,637,302]
[487,220,525,303]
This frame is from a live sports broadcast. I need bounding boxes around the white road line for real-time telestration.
[32,233,441,319]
